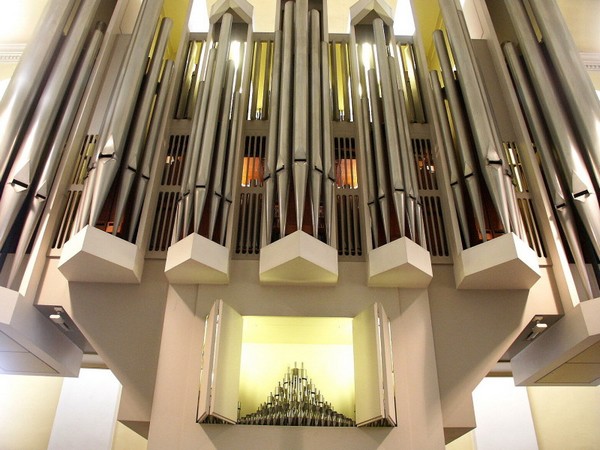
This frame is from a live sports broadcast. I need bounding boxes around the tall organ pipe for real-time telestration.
[310,9,323,238]
[7,27,104,288]
[433,30,486,244]
[263,32,283,244]
[193,13,233,232]
[504,0,600,257]
[437,0,512,234]
[373,18,406,237]
[0,0,101,249]
[87,0,165,227]
[293,0,309,231]
[128,60,175,244]
[503,42,594,300]
[0,0,77,184]
[208,60,237,239]
[360,85,380,248]
[276,1,294,238]
[113,17,172,237]
[367,68,391,243]
[430,70,470,248]
[321,41,336,247]
[527,0,600,184]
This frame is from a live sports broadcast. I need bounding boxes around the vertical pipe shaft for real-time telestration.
[263,32,282,245]
[0,0,101,249]
[527,0,600,184]
[276,1,294,238]
[321,41,336,247]
[504,0,600,256]
[293,0,309,231]
[503,41,594,299]
[373,18,406,237]
[0,0,77,183]
[87,0,164,227]
[310,9,323,238]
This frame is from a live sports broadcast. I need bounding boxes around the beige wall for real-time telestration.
[113,422,148,450]
[528,385,600,450]
[0,374,63,450]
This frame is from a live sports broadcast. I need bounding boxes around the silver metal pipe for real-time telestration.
[433,29,486,244]
[504,0,600,257]
[367,68,391,243]
[0,0,101,249]
[528,0,600,184]
[113,17,172,237]
[437,0,512,234]
[128,60,174,244]
[430,70,470,248]
[361,93,379,248]
[173,48,215,243]
[208,60,237,240]
[7,27,104,288]
[293,0,309,231]
[193,13,233,233]
[263,32,282,245]
[87,0,164,227]
[373,18,406,238]
[504,42,593,299]
[220,90,242,246]
[321,41,336,247]
[389,54,416,240]
[0,0,77,183]
[276,0,294,238]
[310,9,323,238]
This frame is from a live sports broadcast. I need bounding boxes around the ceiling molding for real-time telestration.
[0,44,26,64]
[581,52,600,71]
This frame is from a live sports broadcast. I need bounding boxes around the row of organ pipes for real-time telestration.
[430,0,599,298]
[171,12,252,246]
[3,0,597,297]
[0,0,176,288]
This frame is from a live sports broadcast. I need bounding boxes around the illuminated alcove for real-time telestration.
[197,300,396,427]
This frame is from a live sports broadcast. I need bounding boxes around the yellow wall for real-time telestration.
[112,422,148,450]
[446,431,476,450]
[0,374,63,450]
[528,385,600,450]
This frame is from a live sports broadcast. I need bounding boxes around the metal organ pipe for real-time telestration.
[7,27,105,288]
[293,0,309,231]
[437,0,513,235]
[503,42,594,300]
[367,68,391,243]
[0,0,77,184]
[86,0,165,228]
[433,30,486,244]
[128,60,175,244]
[527,0,600,184]
[430,71,470,248]
[0,0,101,249]
[373,18,406,238]
[193,13,233,233]
[504,0,600,257]
[264,32,283,244]
[276,0,294,238]
[321,41,336,247]
[113,17,173,237]
[310,9,323,239]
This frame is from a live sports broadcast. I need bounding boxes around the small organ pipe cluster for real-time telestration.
[238,363,354,427]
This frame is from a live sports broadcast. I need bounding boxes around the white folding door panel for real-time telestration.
[197,299,243,424]
[353,303,396,427]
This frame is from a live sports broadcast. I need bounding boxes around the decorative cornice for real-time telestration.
[0,43,26,64]
[580,52,600,71]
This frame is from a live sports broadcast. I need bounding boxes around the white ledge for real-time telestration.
[259,231,338,285]
[165,233,229,285]
[512,297,600,386]
[454,233,540,290]
[58,225,144,284]
[368,237,433,288]
[0,286,82,376]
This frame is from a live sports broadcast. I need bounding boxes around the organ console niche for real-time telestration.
[197,300,397,427]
